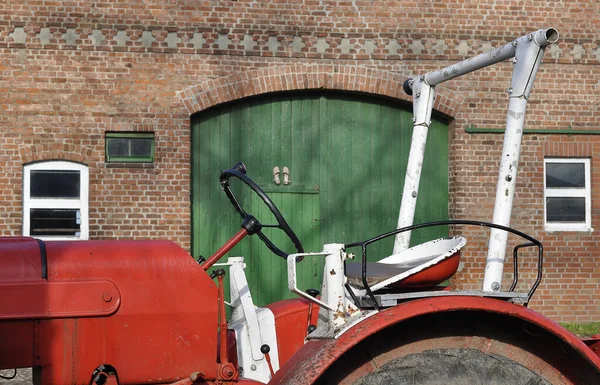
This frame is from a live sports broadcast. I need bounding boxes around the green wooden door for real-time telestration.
[191,92,448,306]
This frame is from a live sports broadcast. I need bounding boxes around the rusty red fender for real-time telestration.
[269,296,600,384]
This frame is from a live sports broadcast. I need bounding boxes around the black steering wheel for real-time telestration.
[220,162,304,259]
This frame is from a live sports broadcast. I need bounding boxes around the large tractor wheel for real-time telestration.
[314,311,600,385]
[350,347,549,385]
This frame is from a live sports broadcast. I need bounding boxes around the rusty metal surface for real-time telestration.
[582,335,600,359]
[269,296,600,384]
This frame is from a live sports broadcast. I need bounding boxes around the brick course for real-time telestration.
[1,0,599,322]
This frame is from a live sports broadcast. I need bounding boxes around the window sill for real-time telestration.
[105,163,155,169]
[30,236,88,241]
[545,226,594,233]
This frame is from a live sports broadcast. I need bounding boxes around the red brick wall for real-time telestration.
[1,0,599,322]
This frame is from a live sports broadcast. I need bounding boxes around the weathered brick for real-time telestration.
[1,0,599,323]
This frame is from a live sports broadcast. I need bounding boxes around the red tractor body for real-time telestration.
[0,237,320,384]
[1,237,219,384]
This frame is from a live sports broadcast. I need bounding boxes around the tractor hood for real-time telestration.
[0,237,220,384]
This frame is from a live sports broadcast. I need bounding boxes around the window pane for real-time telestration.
[107,138,130,157]
[546,162,585,188]
[30,170,80,199]
[546,197,586,222]
[106,135,154,162]
[30,209,80,236]
[130,138,153,157]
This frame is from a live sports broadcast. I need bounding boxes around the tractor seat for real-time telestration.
[345,236,466,291]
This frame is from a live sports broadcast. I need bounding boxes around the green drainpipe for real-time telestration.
[465,125,600,135]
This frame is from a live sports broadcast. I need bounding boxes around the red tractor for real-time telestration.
[2,27,600,385]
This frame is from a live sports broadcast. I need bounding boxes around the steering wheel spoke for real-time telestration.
[260,224,282,229]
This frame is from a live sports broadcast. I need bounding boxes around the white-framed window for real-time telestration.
[544,158,592,232]
[23,161,89,240]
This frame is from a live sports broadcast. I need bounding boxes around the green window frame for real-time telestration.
[105,132,155,163]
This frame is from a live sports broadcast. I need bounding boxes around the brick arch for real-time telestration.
[179,64,464,117]
[20,142,92,165]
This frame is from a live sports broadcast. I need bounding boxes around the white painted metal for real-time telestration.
[320,244,359,329]
[394,28,558,290]
[482,97,528,291]
[393,81,435,253]
[227,257,280,383]
[288,244,361,333]
[332,310,378,338]
[229,307,279,383]
[229,257,263,360]
[483,29,558,291]
[423,28,558,88]
[381,236,466,264]
[287,251,336,311]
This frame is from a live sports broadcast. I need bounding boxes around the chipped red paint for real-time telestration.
[270,296,600,384]
[582,335,600,359]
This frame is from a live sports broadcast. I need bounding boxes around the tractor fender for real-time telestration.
[269,296,600,384]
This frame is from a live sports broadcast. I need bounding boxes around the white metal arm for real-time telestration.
[393,28,559,292]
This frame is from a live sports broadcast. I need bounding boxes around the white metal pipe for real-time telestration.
[423,28,558,88]
[482,97,528,291]
[394,82,435,253]
[482,28,558,291]
[397,28,558,267]
[425,42,516,87]
[321,243,348,328]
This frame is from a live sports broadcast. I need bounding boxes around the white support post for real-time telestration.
[482,29,558,291]
[393,81,435,253]
[228,257,280,382]
[319,243,359,329]
[482,98,527,291]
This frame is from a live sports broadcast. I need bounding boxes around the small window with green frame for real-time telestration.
[105,132,154,163]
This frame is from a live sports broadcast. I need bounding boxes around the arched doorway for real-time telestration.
[191,91,449,305]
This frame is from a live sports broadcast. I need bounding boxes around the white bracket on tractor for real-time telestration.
[288,244,376,339]
[226,257,280,383]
